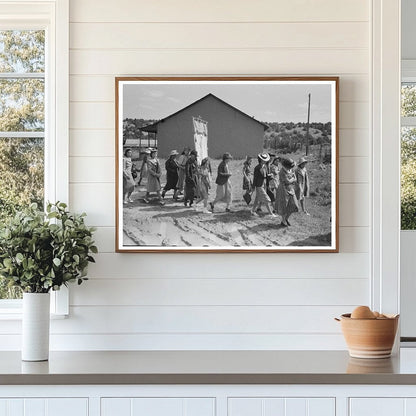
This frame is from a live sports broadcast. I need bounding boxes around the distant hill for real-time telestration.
[263,121,332,154]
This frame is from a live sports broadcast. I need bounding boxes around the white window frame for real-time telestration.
[0,0,69,317]
[371,0,401,324]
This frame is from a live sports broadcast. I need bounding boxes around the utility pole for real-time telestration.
[305,93,311,156]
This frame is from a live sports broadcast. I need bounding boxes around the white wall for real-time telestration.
[58,0,372,350]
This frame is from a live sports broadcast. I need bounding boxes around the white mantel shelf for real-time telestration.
[1,349,416,385]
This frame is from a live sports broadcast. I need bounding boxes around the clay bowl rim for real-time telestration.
[340,313,400,320]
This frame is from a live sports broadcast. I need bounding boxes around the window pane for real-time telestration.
[0,78,44,131]
[0,29,45,301]
[0,30,45,73]
[401,127,416,230]
[0,137,44,215]
[0,138,44,299]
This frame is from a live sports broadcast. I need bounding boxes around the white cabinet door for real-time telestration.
[350,398,405,416]
[350,398,416,416]
[101,398,215,416]
[0,398,88,416]
[228,398,335,416]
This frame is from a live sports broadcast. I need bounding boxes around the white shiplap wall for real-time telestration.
[56,0,371,350]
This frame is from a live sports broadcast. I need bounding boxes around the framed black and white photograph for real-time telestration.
[115,77,339,252]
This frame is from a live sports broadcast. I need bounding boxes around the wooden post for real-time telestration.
[305,93,311,156]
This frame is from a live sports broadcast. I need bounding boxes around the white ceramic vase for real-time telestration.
[22,292,50,361]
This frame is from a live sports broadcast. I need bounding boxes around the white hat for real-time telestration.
[170,150,179,156]
[258,153,270,162]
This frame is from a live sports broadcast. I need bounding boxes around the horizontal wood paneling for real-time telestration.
[69,183,114,226]
[338,129,369,157]
[0,305,354,335]
[90,227,115,253]
[57,305,353,334]
[70,49,368,76]
[69,157,114,183]
[86,253,369,279]
[0,333,347,350]
[70,103,113,129]
[70,278,368,306]
[339,157,369,183]
[69,74,369,103]
[70,22,368,50]
[70,0,369,23]
[339,227,369,253]
[69,129,114,157]
[339,184,369,227]
[60,0,373,351]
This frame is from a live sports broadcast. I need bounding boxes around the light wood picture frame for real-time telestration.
[116,77,339,253]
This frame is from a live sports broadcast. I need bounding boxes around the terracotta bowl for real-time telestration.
[337,313,399,359]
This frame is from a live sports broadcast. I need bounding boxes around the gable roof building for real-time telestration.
[140,93,268,159]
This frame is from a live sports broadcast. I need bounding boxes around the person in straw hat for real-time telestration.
[162,149,179,200]
[295,156,310,215]
[210,152,233,212]
[275,157,299,226]
[251,153,276,217]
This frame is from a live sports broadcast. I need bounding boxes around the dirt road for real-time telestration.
[123,189,331,248]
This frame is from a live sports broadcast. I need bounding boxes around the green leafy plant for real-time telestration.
[0,202,97,293]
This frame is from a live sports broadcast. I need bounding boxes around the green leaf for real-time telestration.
[53,258,61,267]
[3,258,12,268]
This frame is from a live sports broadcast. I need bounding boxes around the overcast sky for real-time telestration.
[122,81,333,123]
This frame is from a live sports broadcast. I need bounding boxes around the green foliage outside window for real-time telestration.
[401,84,416,230]
[0,30,45,299]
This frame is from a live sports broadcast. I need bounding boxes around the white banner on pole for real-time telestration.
[192,116,208,164]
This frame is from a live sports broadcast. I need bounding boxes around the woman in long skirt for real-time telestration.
[137,150,150,186]
[275,158,299,226]
[210,152,233,213]
[123,148,135,204]
[144,149,164,205]
[195,157,212,213]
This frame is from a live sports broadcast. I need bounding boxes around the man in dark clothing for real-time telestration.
[184,150,198,207]
[162,150,179,199]
[209,152,233,212]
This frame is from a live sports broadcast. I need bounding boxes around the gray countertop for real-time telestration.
[2,349,416,385]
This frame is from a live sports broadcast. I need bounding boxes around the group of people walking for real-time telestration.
[244,153,310,226]
[123,146,310,226]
